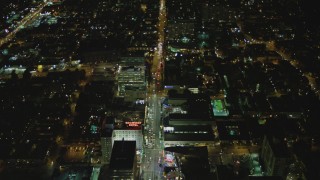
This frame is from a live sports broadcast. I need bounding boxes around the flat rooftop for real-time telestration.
[109,140,136,170]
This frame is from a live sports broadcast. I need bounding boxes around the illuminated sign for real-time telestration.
[164,127,174,132]
[90,125,98,134]
[125,122,142,127]
[135,99,145,105]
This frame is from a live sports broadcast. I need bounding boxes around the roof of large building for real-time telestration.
[169,113,210,120]
[165,113,214,126]
[164,133,214,141]
[216,119,250,140]
[164,146,214,180]
[164,125,214,141]
[101,128,113,137]
[165,146,208,157]
[266,135,290,158]
[109,140,136,170]
[249,176,283,180]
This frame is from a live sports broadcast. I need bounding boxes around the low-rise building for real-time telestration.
[163,125,215,147]
[112,128,143,150]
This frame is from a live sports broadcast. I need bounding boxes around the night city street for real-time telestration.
[0,0,320,180]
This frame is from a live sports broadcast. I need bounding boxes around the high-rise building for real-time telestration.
[117,56,146,100]
[101,119,114,164]
[108,140,137,180]
[261,135,291,177]
[101,133,113,164]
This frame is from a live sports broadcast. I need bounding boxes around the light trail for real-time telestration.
[0,1,49,47]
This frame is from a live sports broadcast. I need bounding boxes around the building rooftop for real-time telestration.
[165,146,213,180]
[216,119,250,140]
[165,146,208,157]
[248,176,283,180]
[164,125,214,141]
[109,140,136,170]
[169,113,211,121]
[266,135,290,158]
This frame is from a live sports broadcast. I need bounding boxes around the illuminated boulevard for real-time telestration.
[141,0,166,179]
[0,1,50,47]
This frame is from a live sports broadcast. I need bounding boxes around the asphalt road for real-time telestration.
[141,0,166,179]
[0,1,50,47]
